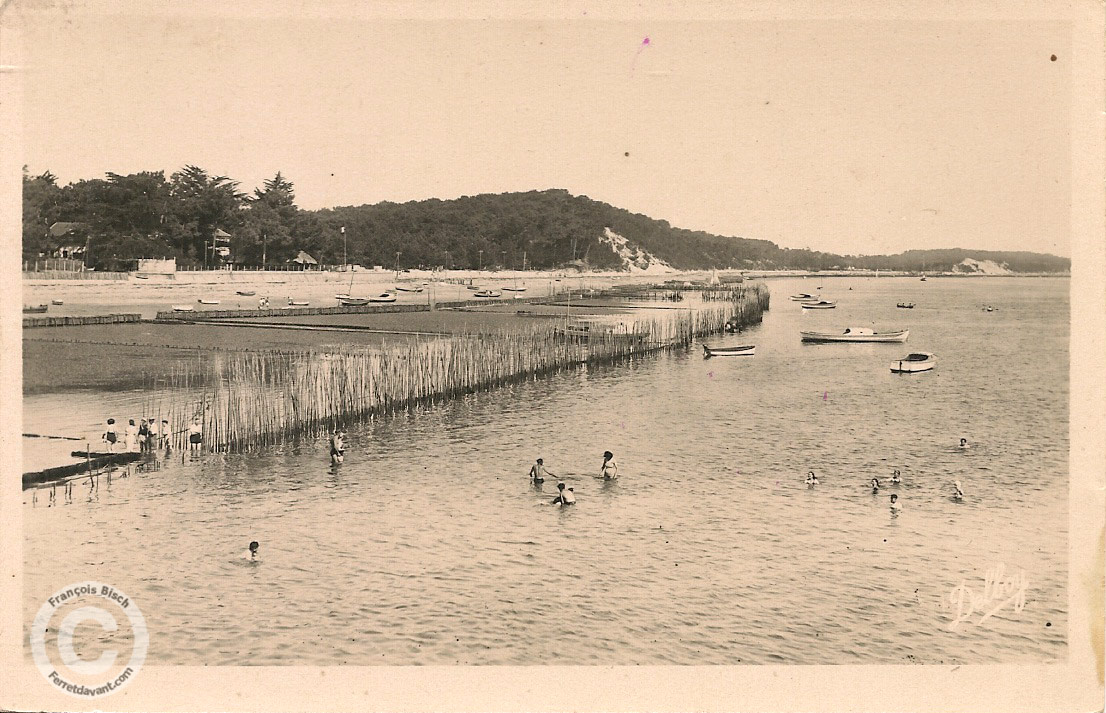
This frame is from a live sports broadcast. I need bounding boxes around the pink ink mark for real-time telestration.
[630,35,652,74]
[823,391,828,401]
[708,371,714,379]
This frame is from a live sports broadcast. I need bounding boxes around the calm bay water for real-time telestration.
[23,277,1069,664]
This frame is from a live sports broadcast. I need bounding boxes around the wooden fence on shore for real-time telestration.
[150,283,771,453]
[23,313,143,328]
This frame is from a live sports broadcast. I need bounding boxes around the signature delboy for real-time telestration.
[947,562,1028,631]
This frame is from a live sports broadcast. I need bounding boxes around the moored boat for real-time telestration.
[287,299,309,306]
[51,299,64,305]
[369,292,397,303]
[23,304,48,313]
[465,285,482,291]
[236,290,256,296]
[337,296,369,306]
[172,304,195,312]
[394,284,424,292]
[891,352,936,373]
[703,344,756,357]
[473,289,502,298]
[197,298,220,305]
[801,328,909,343]
[897,302,915,309]
[789,293,817,301]
[801,300,837,309]
[502,286,527,292]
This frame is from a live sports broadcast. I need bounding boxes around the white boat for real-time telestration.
[369,292,397,303]
[474,290,502,298]
[897,302,915,309]
[337,296,369,306]
[801,328,909,343]
[789,293,818,301]
[703,344,756,357]
[891,352,936,373]
[287,299,309,306]
[465,285,482,291]
[172,305,195,312]
[502,286,527,292]
[197,298,220,305]
[236,290,256,296]
[394,285,424,293]
[50,299,64,305]
[801,300,837,309]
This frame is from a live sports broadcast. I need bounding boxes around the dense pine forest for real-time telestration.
[22,167,1070,273]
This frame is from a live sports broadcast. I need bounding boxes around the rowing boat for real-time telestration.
[801,328,909,343]
[891,352,936,373]
[703,344,756,357]
[801,300,837,309]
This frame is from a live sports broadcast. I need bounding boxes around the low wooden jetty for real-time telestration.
[23,451,143,488]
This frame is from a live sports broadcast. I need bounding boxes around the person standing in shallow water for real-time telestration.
[330,431,345,464]
[530,458,555,484]
[601,451,618,479]
[188,417,203,451]
[890,493,902,515]
[245,541,259,560]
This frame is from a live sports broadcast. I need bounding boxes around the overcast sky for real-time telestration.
[15,6,1071,256]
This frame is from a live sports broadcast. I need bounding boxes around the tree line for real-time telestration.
[22,167,1070,273]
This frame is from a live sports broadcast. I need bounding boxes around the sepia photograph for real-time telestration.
[1,1,1103,711]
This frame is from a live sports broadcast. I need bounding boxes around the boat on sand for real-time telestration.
[891,352,936,373]
[369,292,397,303]
[801,328,909,343]
[474,290,502,298]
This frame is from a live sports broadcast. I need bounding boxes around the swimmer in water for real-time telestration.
[953,480,964,500]
[805,471,819,488]
[891,469,901,485]
[245,541,259,560]
[871,477,881,494]
[890,493,902,514]
[529,458,555,484]
[601,451,619,479]
[552,482,576,506]
[959,438,970,449]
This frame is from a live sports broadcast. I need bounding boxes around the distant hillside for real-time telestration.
[22,169,1069,273]
[319,190,1069,273]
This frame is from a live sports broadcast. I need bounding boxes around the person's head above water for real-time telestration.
[960,438,967,446]
[603,451,613,460]
[890,494,898,502]
[107,418,115,425]
[557,482,566,491]
[249,541,259,553]
[129,419,135,425]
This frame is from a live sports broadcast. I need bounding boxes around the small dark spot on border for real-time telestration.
[1050,54,1057,61]
[624,152,630,157]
